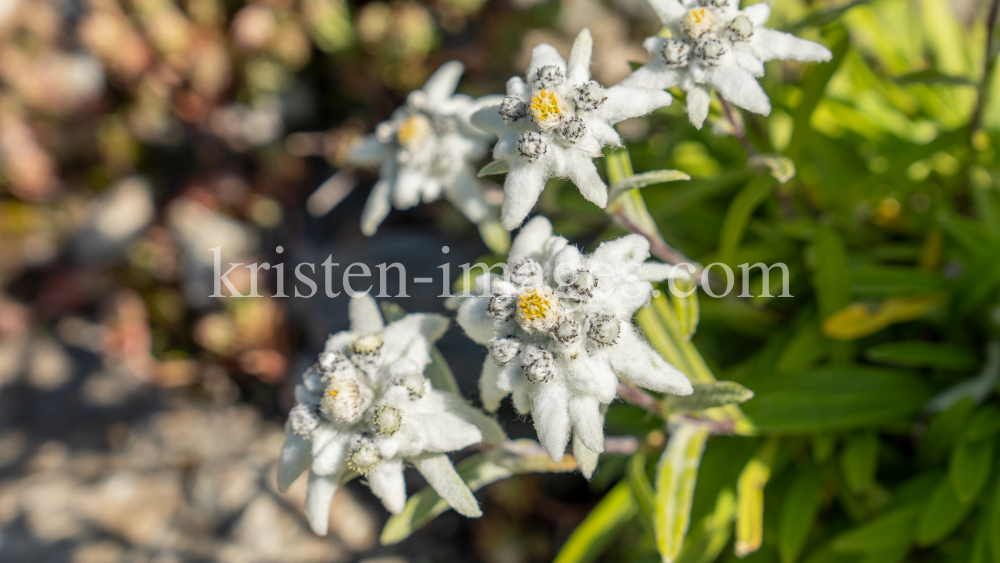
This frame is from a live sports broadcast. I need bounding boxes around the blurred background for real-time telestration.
[0,0,998,562]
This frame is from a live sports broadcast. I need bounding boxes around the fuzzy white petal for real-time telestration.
[360,177,393,236]
[305,471,339,536]
[563,356,619,404]
[423,61,464,104]
[598,86,673,124]
[393,169,426,210]
[368,459,407,514]
[510,215,554,262]
[496,360,525,392]
[647,0,686,24]
[706,57,771,116]
[567,29,594,86]
[742,2,771,27]
[348,137,392,167]
[506,76,530,99]
[751,28,833,63]
[593,233,650,265]
[512,382,532,414]
[411,453,483,517]
[611,323,693,395]
[312,431,351,476]
[734,47,766,77]
[527,44,568,85]
[480,357,509,412]
[444,167,490,223]
[686,86,712,128]
[441,392,507,444]
[567,160,609,208]
[471,105,505,135]
[501,160,549,231]
[277,432,312,491]
[569,395,605,453]
[573,434,600,480]
[408,412,482,453]
[530,382,571,462]
[349,293,384,333]
[456,298,494,345]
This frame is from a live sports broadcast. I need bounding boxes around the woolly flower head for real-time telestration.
[452,217,693,477]
[620,0,832,128]
[348,62,501,235]
[278,294,502,535]
[471,29,673,231]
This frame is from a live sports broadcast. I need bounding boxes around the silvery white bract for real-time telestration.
[348,61,501,235]
[471,29,673,231]
[277,294,502,535]
[620,0,832,128]
[453,217,693,477]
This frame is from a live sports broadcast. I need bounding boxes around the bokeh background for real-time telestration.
[1,0,999,562]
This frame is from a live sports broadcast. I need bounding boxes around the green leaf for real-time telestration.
[850,267,947,297]
[840,433,879,493]
[990,476,1000,563]
[477,159,509,177]
[735,439,778,557]
[965,405,1000,441]
[748,153,796,183]
[785,0,870,32]
[812,226,851,321]
[671,278,700,342]
[831,505,921,553]
[778,466,824,563]
[744,366,933,433]
[381,441,577,544]
[628,453,656,522]
[865,341,979,371]
[553,480,638,563]
[915,476,976,546]
[718,176,772,266]
[949,437,994,502]
[478,219,511,255]
[892,69,976,86]
[664,381,755,413]
[654,424,711,562]
[676,489,736,563]
[609,169,690,202]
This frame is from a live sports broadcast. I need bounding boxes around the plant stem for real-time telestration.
[720,99,757,156]
[970,0,1000,137]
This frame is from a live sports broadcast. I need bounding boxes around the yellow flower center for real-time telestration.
[515,286,563,333]
[396,114,432,148]
[682,8,717,39]
[528,89,566,130]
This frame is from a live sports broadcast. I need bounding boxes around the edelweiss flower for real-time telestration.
[277,294,502,535]
[471,30,673,231]
[349,62,501,235]
[453,217,693,476]
[621,0,832,128]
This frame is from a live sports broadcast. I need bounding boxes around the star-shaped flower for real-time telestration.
[621,0,832,128]
[348,61,501,235]
[453,217,692,476]
[471,29,673,231]
[277,294,503,535]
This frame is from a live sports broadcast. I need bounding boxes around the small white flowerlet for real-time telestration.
[348,62,501,235]
[453,217,693,476]
[621,0,832,128]
[277,294,504,535]
[471,29,673,231]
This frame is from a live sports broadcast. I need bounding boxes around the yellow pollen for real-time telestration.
[528,89,566,129]
[519,289,552,321]
[690,8,706,22]
[397,114,431,148]
[328,390,339,397]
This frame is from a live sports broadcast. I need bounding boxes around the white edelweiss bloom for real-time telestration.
[277,294,505,535]
[620,0,833,128]
[348,61,502,235]
[470,29,673,231]
[453,216,693,477]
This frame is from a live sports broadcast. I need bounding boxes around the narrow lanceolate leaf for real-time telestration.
[965,405,1000,441]
[864,341,979,371]
[628,453,657,521]
[840,433,879,493]
[477,159,509,177]
[915,476,976,546]
[822,295,946,340]
[831,505,921,553]
[381,441,577,545]
[608,169,691,202]
[735,439,778,557]
[655,424,711,563]
[676,489,736,563]
[748,153,796,184]
[718,177,772,266]
[990,476,1000,563]
[664,382,755,413]
[812,226,851,321]
[778,467,824,563]
[670,278,700,342]
[949,437,994,502]
[553,480,638,563]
